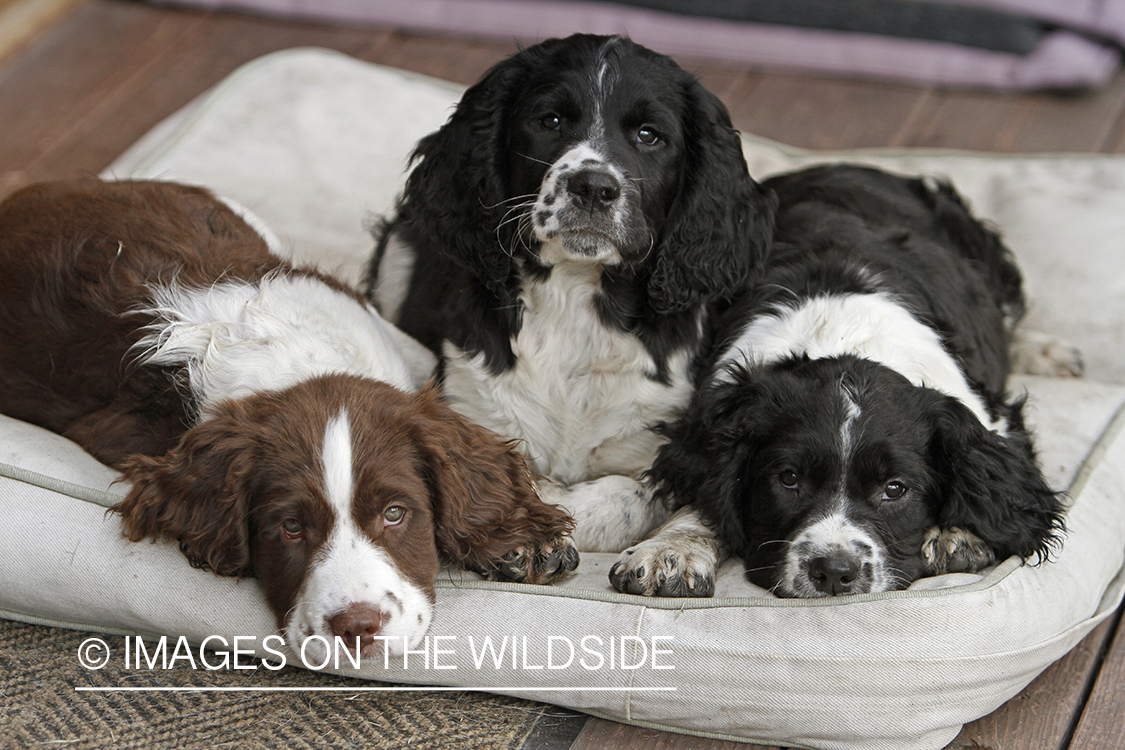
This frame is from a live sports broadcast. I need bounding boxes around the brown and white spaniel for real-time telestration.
[0,179,577,660]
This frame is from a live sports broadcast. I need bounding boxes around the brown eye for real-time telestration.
[281,519,304,540]
[383,506,406,526]
[883,482,908,501]
[540,114,561,131]
[779,470,799,490]
[636,126,660,146]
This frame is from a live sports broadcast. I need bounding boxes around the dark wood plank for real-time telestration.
[1066,609,1125,750]
[722,71,932,149]
[1,0,403,191]
[903,71,1125,154]
[1104,106,1125,154]
[571,718,779,750]
[0,0,82,64]
[944,614,1119,750]
[367,29,519,86]
[678,60,759,109]
[0,0,205,190]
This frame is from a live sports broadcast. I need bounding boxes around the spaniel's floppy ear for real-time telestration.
[411,385,575,572]
[648,75,777,314]
[929,395,1065,564]
[386,57,530,299]
[113,406,261,577]
[648,364,766,557]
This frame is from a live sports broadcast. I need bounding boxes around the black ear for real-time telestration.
[648,77,776,314]
[647,364,765,556]
[929,396,1064,564]
[389,57,530,300]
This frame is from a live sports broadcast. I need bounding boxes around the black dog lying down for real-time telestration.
[611,164,1066,598]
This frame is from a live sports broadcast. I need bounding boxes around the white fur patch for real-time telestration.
[134,272,417,417]
[286,409,433,662]
[537,475,668,552]
[717,293,1001,430]
[322,411,354,512]
[371,232,416,324]
[442,264,695,485]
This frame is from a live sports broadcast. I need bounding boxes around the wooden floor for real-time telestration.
[1,1,1124,748]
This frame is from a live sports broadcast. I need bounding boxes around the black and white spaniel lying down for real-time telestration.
[365,34,776,552]
[610,164,1067,598]
[0,179,577,659]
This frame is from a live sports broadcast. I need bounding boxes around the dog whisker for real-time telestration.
[481,193,540,209]
[515,152,554,167]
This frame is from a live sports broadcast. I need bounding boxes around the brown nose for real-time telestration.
[328,603,386,646]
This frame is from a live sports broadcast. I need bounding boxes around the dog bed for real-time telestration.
[4,48,1125,750]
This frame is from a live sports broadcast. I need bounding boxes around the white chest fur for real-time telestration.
[442,262,694,483]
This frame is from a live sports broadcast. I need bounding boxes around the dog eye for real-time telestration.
[383,505,407,526]
[778,470,799,490]
[540,113,562,131]
[281,519,304,541]
[882,482,908,501]
[636,126,660,146]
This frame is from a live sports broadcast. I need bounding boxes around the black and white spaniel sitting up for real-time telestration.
[610,164,1066,597]
[365,34,776,551]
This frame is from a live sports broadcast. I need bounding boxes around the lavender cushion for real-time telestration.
[147,0,1123,89]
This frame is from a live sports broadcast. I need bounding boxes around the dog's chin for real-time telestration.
[535,231,623,266]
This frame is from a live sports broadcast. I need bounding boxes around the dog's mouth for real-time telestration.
[532,223,624,265]
[779,553,882,597]
[559,228,619,256]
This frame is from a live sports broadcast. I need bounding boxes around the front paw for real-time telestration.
[609,539,716,597]
[923,526,996,574]
[1010,330,1085,378]
[471,536,579,584]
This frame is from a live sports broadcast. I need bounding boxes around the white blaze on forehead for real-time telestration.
[322,409,354,515]
[839,382,862,462]
[591,40,620,140]
[284,406,434,659]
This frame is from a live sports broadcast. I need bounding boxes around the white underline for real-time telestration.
[76,686,677,693]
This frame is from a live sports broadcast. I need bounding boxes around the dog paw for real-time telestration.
[922,527,996,574]
[1010,330,1084,378]
[471,536,579,584]
[609,539,716,597]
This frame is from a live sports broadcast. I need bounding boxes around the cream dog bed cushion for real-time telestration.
[3,49,1125,750]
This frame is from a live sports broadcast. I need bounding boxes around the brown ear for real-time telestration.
[113,406,260,577]
[412,384,574,569]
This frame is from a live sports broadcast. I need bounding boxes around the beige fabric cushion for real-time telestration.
[3,48,1125,750]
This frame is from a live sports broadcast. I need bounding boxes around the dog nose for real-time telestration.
[329,603,386,651]
[808,554,860,595]
[567,169,621,210]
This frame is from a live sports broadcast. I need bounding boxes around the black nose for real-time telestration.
[566,169,622,210]
[808,554,861,595]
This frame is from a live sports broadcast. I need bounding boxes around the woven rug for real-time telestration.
[0,619,589,749]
